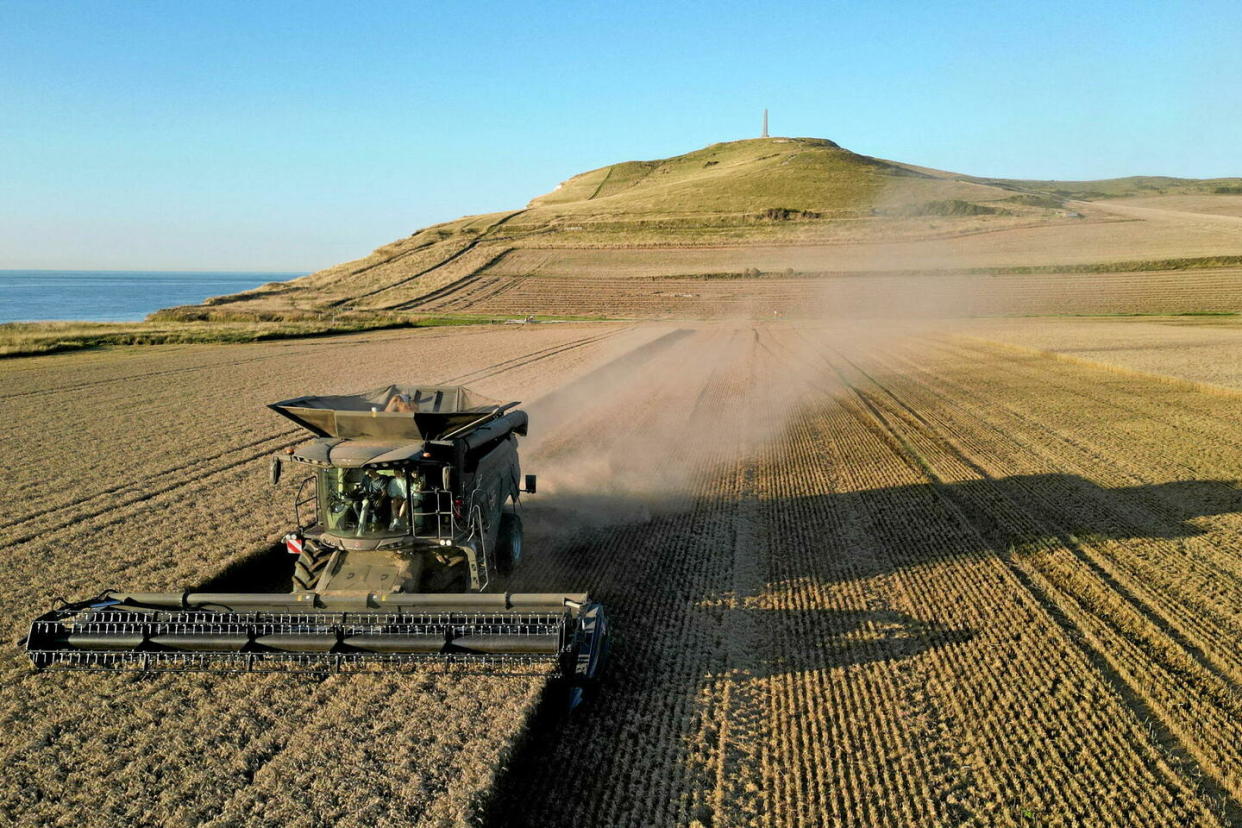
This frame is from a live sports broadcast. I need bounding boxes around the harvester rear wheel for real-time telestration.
[496,513,523,576]
[292,543,330,591]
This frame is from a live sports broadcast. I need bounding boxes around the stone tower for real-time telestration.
[761,109,769,138]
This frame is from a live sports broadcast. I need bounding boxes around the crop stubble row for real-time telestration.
[810,333,1242,821]
[0,322,654,827]
[493,322,1238,826]
[0,321,1238,826]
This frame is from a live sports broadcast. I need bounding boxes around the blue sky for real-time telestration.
[2,1,1239,270]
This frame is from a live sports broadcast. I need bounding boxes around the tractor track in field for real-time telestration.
[878,339,1242,666]
[387,249,518,311]
[836,344,1242,692]
[874,342,1242,662]
[935,337,1242,453]
[494,324,1239,826]
[491,326,768,825]
[798,333,1242,822]
[333,210,527,309]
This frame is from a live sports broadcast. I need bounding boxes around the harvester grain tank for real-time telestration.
[20,385,608,700]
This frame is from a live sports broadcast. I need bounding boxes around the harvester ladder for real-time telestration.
[465,501,489,592]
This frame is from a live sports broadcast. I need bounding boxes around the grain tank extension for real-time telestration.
[20,385,608,698]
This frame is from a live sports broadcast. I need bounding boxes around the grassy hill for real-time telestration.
[148,136,1242,322]
[984,174,1242,201]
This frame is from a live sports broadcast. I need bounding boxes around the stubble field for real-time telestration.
[1,318,1240,826]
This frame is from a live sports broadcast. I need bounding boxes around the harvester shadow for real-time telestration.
[744,607,976,674]
[484,473,1241,827]
[195,541,293,593]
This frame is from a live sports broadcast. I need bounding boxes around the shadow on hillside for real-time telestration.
[484,472,1241,827]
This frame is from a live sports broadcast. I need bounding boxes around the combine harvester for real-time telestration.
[21,386,609,703]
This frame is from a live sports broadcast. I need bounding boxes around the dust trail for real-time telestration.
[518,176,1003,529]
[521,321,848,530]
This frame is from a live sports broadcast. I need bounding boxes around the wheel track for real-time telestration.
[842,345,1242,698]
[388,249,516,311]
[875,337,1242,656]
[709,329,769,827]
[868,341,1242,668]
[0,431,301,547]
[935,337,1242,452]
[327,209,526,308]
[492,327,774,825]
[760,332,1019,824]
[804,333,1242,822]
[817,377,1219,821]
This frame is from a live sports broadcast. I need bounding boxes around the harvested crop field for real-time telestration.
[965,316,1242,390]
[405,268,1242,319]
[2,319,1240,826]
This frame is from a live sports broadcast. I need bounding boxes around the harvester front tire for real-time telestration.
[292,544,330,591]
[496,513,523,576]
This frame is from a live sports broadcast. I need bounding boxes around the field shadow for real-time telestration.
[195,541,292,593]
[742,607,976,674]
[483,472,1241,827]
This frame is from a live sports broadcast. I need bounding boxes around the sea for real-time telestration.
[0,270,306,324]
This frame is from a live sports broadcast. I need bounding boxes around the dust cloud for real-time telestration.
[516,179,995,531]
[520,321,845,529]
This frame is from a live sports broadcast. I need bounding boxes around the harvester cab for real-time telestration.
[20,385,609,704]
[269,385,534,594]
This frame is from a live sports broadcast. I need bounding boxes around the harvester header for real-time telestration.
[21,383,609,704]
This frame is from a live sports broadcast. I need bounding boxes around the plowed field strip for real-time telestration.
[762,331,1212,825]
[0,332,435,401]
[493,329,774,825]
[895,339,1242,583]
[0,324,603,402]
[877,344,1242,645]
[837,345,1242,680]
[756,397,977,825]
